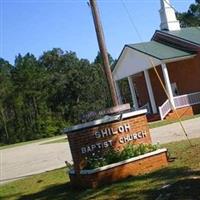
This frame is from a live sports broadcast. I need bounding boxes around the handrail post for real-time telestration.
[158,106,163,120]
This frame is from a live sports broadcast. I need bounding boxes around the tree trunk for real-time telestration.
[0,108,9,143]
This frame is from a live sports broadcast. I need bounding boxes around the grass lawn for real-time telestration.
[1,138,200,200]
[149,114,200,129]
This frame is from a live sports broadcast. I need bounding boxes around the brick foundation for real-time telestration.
[69,149,168,188]
[165,105,200,120]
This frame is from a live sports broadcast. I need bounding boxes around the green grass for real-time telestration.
[1,138,200,200]
[0,135,65,150]
[149,114,200,129]
[41,138,68,145]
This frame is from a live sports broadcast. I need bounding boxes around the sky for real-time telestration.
[0,0,194,65]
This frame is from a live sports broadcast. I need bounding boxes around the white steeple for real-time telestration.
[159,0,180,31]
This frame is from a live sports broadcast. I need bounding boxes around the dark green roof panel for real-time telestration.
[127,41,193,60]
[165,27,200,46]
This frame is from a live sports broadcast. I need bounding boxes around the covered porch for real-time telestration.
[112,41,200,121]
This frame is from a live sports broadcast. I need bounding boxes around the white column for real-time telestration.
[128,76,139,110]
[114,80,123,105]
[161,63,175,109]
[144,70,157,114]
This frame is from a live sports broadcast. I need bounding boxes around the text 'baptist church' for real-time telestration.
[81,123,147,154]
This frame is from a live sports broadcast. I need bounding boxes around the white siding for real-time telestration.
[113,47,161,81]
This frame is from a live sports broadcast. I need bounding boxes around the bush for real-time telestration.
[85,153,107,169]
[84,143,159,170]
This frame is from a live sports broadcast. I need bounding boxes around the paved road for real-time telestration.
[0,136,71,184]
[151,117,200,144]
[1,117,200,184]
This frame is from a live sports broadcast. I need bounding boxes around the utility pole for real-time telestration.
[89,0,119,106]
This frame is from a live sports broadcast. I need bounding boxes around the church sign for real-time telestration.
[65,109,168,188]
[65,110,152,173]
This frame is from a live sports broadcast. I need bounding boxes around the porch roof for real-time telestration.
[113,41,195,81]
[127,41,192,60]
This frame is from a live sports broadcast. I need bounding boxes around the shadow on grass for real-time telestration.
[158,178,200,200]
[15,167,200,200]
[17,182,82,200]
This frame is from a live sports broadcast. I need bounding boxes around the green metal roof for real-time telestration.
[163,27,200,46]
[127,41,193,60]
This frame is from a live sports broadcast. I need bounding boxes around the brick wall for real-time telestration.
[67,114,151,174]
[132,72,149,107]
[69,151,168,188]
[148,66,167,106]
[168,54,200,95]
[132,54,200,110]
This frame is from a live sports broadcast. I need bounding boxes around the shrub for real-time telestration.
[84,143,159,170]
[104,148,121,164]
[84,153,107,170]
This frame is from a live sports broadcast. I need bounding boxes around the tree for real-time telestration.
[93,51,117,108]
[0,58,13,143]
[11,53,50,141]
[177,0,200,27]
[94,51,114,66]
[0,49,117,145]
[40,50,110,123]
